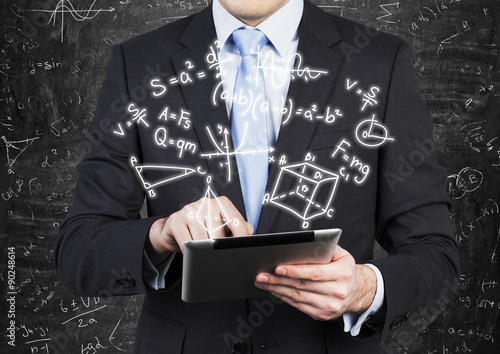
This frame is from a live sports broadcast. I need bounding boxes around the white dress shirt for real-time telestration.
[143,0,385,337]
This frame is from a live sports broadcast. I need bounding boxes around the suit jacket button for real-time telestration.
[115,277,135,288]
[390,318,402,330]
[390,312,410,330]
[231,341,244,354]
[124,277,135,287]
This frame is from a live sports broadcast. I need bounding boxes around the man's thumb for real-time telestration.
[331,245,349,261]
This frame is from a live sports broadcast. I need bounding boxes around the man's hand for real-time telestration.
[146,196,253,266]
[254,246,377,321]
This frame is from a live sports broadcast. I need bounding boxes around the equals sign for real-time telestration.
[169,139,175,145]
[170,77,179,85]
[170,113,177,120]
[296,109,303,115]
[197,71,206,79]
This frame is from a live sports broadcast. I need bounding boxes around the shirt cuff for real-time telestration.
[342,263,385,336]
[142,250,176,290]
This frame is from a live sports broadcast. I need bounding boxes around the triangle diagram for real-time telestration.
[195,185,233,236]
[2,136,39,167]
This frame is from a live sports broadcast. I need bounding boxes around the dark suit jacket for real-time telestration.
[55,1,459,353]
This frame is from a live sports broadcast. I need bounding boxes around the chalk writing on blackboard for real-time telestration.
[377,2,400,24]
[28,0,116,43]
[2,135,40,167]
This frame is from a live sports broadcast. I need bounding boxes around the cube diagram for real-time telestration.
[270,162,339,223]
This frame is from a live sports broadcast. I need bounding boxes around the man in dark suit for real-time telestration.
[55,0,460,353]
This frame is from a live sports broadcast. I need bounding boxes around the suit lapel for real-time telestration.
[257,1,345,233]
[171,6,246,214]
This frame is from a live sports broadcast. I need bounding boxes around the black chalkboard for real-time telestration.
[1,0,499,352]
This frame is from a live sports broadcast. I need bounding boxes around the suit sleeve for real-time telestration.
[54,45,165,296]
[369,41,460,341]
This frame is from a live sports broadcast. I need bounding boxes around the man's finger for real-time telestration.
[273,246,352,281]
[246,222,254,235]
[168,218,197,253]
[255,281,321,305]
[217,196,251,236]
[272,293,341,321]
[331,245,350,262]
[255,272,330,295]
[185,210,210,242]
[207,198,226,239]
[272,263,330,282]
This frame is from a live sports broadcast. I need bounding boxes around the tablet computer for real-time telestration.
[181,228,341,303]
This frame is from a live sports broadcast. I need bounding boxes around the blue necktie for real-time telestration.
[231,28,269,231]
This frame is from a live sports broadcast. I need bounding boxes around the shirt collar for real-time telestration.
[212,0,303,57]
